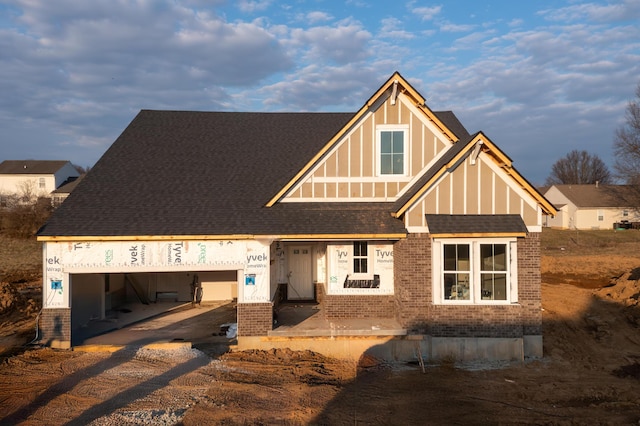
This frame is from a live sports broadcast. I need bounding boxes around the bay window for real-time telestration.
[434,238,517,304]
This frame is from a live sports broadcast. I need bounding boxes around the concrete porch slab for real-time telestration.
[270,303,406,337]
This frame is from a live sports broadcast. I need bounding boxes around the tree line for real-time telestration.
[546,82,640,186]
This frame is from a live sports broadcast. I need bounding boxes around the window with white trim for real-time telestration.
[433,238,517,304]
[39,177,46,189]
[443,244,470,300]
[480,243,508,300]
[377,127,408,176]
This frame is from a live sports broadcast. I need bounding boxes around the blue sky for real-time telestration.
[1,0,639,184]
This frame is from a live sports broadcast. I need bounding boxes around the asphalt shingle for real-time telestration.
[425,214,527,235]
[38,110,408,237]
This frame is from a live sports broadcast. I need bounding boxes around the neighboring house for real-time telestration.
[543,184,640,230]
[36,72,556,362]
[50,175,83,206]
[0,160,80,203]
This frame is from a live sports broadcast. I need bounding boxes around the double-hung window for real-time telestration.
[480,243,508,300]
[443,244,470,300]
[377,126,408,176]
[434,238,517,304]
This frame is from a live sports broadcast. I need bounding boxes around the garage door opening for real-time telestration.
[70,270,238,346]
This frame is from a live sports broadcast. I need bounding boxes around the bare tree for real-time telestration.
[72,163,92,175]
[613,82,640,185]
[545,150,612,185]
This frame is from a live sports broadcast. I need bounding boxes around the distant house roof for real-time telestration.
[549,184,640,208]
[0,160,74,175]
[52,176,83,195]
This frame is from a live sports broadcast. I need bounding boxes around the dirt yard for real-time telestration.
[1,230,640,425]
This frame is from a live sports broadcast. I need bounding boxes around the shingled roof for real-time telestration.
[38,110,408,237]
[426,214,527,236]
[0,160,72,174]
[550,184,640,208]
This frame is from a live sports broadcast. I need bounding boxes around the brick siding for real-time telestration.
[237,302,273,336]
[39,308,71,344]
[394,234,432,333]
[317,283,395,320]
[394,232,542,338]
[517,232,542,335]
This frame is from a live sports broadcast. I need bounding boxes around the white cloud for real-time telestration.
[539,0,640,23]
[290,21,372,65]
[379,17,415,39]
[0,0,295,161]
[259,64,380,111]
[449,30,495,51]
[410,5,442,21]
[508,18,524,28]
[306,11,333,24]
[237,0,272,13]
[438,21,475,33]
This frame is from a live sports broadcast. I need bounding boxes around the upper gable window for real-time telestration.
[377,126,408,176]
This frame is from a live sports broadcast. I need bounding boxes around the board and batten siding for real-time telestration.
[284,93,452,202]
[405,154,540,229]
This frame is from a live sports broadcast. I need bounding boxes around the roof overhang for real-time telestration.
[425,214,528,238]
[37,233,407,242]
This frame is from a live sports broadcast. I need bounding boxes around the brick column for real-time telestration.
[237,302,273,336]
[518,232,542,335]
[39,308,71,348]
[393,234,432,333]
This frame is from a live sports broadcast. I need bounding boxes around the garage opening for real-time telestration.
[70,270,238,345]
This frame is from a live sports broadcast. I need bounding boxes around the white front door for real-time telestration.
[287,246,313,300]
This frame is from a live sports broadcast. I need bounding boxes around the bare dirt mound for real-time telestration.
[542,254,640,288]
[0,280,39,359]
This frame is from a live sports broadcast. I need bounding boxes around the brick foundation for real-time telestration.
[237,302,273,336]
[39,308,71,346]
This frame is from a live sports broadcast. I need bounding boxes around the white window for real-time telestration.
[433,238,517,304]
[377,126,408,176]
[39,177,46,189]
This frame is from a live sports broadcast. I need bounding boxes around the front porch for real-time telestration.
[270,302,406,337]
